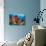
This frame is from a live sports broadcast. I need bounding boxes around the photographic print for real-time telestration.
[9,14,25,25]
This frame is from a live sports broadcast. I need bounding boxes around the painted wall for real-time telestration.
[4,0,40,42]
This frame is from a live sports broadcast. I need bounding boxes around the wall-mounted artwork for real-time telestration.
[9,14,25,25]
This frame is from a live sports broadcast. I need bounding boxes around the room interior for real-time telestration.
[0,0,46,46]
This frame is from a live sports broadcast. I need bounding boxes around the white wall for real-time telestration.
[40,0,46,45]
[40,0,46,27]
[0,0,4,42]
